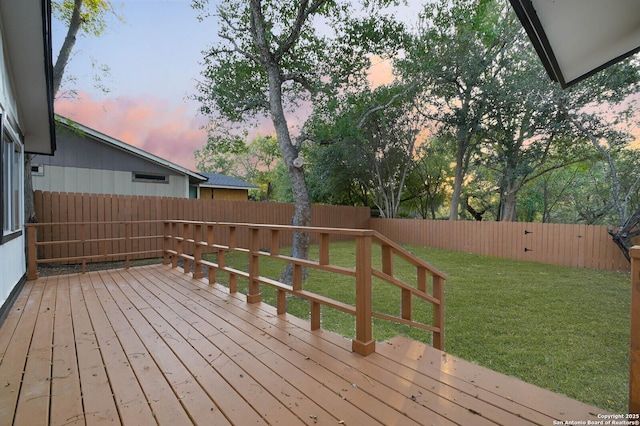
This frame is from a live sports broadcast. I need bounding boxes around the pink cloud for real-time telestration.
[55,92,209,170]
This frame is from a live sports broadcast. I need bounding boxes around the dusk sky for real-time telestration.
[52,0,219,171]
[52,0,398,171]
[52,1,638,173]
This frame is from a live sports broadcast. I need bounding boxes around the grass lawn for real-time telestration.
[206,241,631,412]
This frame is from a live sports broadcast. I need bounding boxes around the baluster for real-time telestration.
[319,233,329,265]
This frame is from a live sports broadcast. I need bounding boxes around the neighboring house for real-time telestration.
[0,1,56,310]
[198,172,258,201]
[32,117,207,198]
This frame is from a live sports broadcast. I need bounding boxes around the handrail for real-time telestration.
[26,220,164,279]
[630,246,640,412]
[25,219,447,357]
[163,220,446,356]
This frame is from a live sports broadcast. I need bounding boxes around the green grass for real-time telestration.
[205,241,631,412]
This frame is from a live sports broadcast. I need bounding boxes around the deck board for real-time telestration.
[50,274,84,426]
[0,264,609,425]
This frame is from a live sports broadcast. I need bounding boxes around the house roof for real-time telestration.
[198,172,258,190]
[57,117,207,184]
[0,0,56,154]
[509,0,640,88]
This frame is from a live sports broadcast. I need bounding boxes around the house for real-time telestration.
[198,172,258,201]
[0,1,56,311]
[31,117,207,198]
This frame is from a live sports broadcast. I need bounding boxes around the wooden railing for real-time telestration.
[26,220,164,280]
[630,246,640,412]
[164,220,447,356]
[26,220,447,356]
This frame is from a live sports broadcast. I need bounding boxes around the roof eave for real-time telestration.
[0,0,56,154]
[508,0,640,89]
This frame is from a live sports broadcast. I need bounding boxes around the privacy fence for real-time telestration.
[34,191,634,271]
[370,218,635,272]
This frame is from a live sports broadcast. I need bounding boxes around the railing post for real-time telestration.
[163,221,171,265]
[81,223,88,274]
[175,222,183,269]
[124,222,131,270]
[353,233,375,356]
[182,222,191,274]
[630,246,640,413]
[193,223,204,279]
[432,275,445,351]
[27,225,38,280]
[247,227,261,303]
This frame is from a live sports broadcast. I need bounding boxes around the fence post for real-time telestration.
[630,246,640,413]
[353,233,375,356]
[27,225,38,280]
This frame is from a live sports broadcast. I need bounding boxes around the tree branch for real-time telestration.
[281,71,313,92]
[276,0,326,60]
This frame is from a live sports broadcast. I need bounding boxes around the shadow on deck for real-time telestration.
[0,264,605,425]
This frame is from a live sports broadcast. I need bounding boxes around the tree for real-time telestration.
[52,0,120,95]
[569,112,640,261]
[193,0,403,278]
[195,134,280,200]
[306,83,421,217]
[402,134,453,219]
[397,0,514,220]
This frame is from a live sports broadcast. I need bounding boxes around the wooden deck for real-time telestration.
[0,264,606,425]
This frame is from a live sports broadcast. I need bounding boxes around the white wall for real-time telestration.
[0,26,25,308]
[33,165,190,198]
[0,236,25,306]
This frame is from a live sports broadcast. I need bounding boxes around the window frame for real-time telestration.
[132,171,169,184]
[1,114,24,245]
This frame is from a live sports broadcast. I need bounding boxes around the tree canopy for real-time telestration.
[193,0,640,260]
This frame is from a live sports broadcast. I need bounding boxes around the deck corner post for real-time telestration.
[353,234,374,356]
[432,275,445,351]
[629,246,640,413]
[26,225,38,280]
[162,221,171,265]
[247,227,261,304]
[193,223,204,279]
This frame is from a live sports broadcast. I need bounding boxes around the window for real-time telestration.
[2,123,23,237]
[132,172,168,183]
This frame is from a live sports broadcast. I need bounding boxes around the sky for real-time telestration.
[53,0,229,171]
[53,1,639,172]
[52,0,398,172]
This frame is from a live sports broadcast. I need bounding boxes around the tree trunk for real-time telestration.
[499,183,519,222]
[265,67,311,282]
[449,139,466,220]
[53,0,84,95]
